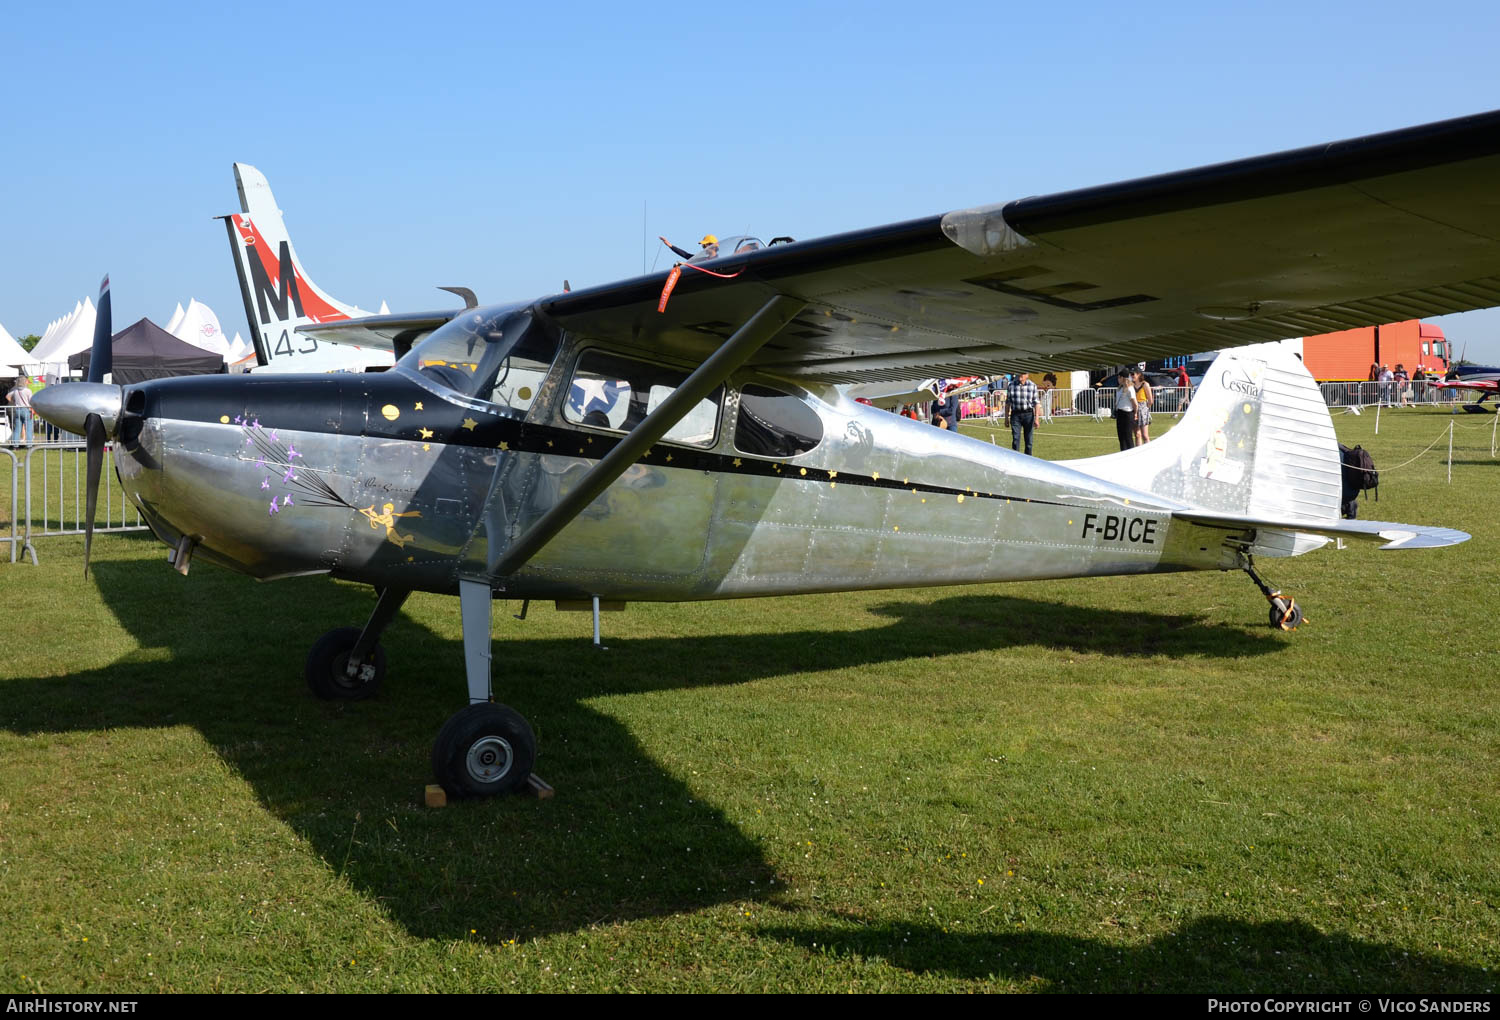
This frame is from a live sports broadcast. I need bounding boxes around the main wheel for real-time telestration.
[305,627,385,700]
[432,702,537,798]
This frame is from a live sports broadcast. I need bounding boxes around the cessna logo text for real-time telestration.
[1221,368,1261,398]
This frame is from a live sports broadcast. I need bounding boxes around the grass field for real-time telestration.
[1,407,1497,993]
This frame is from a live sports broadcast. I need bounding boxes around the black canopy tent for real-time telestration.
[69,318,225,383]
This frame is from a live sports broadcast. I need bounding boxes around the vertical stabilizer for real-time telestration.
[224,164,392,372]
[1059,344,1341,557]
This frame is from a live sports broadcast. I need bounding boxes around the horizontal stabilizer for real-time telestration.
[299,310,460,350]
[1173,509,1470,550]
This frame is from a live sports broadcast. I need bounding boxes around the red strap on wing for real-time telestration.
[656,261,745,313]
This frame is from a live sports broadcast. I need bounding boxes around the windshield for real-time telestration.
[398,304,561,415]
[696,235,763,261]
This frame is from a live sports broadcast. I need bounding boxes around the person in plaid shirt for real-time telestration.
[1006,372,1040,455]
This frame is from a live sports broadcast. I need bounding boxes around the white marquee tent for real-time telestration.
[1,321,34,373]
[169,299,230,358]
[226,332,252,363]
[29,297,97,370]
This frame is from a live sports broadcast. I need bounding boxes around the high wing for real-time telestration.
[530,109,1500,383]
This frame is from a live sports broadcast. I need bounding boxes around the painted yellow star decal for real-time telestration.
[422,443,431,451]
[665,453,673,463]
[828,470,837,479]
[547,440,554,448]
[461,417,478,431]
[415,402,424,411]
[418,427,434,439]
[732,458,742,468]
[872,472,879,480]
[498,441,509,451]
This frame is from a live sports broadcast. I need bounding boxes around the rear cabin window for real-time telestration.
[563,350,721,447]
[734,385,823,458]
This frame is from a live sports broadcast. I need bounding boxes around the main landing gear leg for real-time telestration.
[1240,554,1306,632]
[430,579,536,798]
[305,587,411,699]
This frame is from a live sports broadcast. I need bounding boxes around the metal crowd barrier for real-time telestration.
[958,386,1200,423]
[1318,380,1457,408]
[2,445,35,563]
[958,379,1462,422]
[2,439,147,564]
[907,375,1466,428]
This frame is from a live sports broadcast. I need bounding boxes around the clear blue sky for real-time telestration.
[4,0,1499,362]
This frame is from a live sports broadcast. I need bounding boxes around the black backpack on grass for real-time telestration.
[1338,444,1378,518]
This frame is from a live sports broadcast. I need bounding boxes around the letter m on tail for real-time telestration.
[248,240,305,324]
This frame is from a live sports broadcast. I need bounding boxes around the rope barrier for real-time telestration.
[1444,416,1500,431]
[1370,424,1456,473]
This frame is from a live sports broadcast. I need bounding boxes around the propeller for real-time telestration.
[82,274,112,577]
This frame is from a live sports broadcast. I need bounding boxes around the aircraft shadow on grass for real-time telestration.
[4,549,1281,944]
[763,916,1493,992]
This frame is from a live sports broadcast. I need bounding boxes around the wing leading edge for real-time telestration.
[536,108,1500,383]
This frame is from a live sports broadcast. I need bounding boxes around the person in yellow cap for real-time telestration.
[658,234,720,261]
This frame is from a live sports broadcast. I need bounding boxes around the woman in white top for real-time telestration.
[5,375,33,444]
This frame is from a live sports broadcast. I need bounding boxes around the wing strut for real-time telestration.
[491,294,807,577]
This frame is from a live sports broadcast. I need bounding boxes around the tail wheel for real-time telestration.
[432,703,537,798]
[306,626,385,700]
[1268,596,1304,632]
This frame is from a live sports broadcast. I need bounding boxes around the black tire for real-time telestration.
[432,703,537,798]
[305,626,385,700]
[1268,599,1303,632]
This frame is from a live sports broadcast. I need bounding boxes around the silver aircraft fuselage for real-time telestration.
[106,328,1237,603]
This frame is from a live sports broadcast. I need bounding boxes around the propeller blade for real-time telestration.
[87,275,113,384]
[83,411,105,577]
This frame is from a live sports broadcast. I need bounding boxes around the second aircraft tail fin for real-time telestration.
[224,163,384,371]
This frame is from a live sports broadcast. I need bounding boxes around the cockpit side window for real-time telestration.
[563,350,721,447]
[734,384,823,458]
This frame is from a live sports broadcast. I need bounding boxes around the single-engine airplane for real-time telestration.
[1429,365,1500,412]
[34,110,1500,799]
